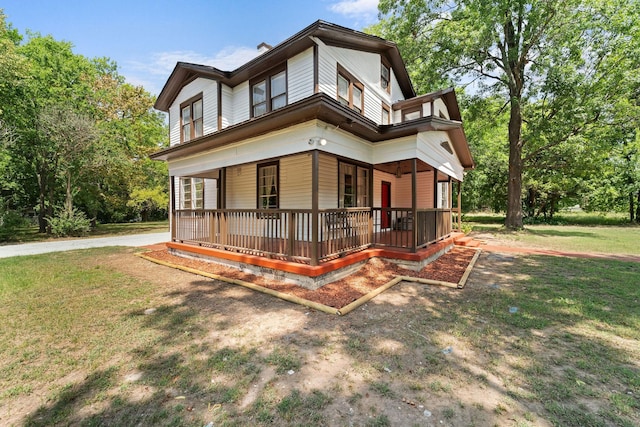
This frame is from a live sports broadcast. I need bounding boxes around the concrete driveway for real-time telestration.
[0,232,170,258]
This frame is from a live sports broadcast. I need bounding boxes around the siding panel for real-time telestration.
[226,163,255,209]
[318,153,337,209]
[287,48,314,104]
[232,81,250,124]
[280,154,312,209]
[169,78,217,146]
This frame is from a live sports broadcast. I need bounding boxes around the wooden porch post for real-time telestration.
[220,168,227,245]
[411,158,417,252]
[170,176,176,241]
[311,150,319,266]
[368,164,374,246]
[433,168,438,240]
[457,180,462,231]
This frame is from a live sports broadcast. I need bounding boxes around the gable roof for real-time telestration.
[154,20,415,111]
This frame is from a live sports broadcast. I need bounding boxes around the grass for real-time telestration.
[2,220,168,244]
[464,212,640,255]
[0,225,638,426]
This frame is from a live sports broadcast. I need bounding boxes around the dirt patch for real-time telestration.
[140,246,479,309]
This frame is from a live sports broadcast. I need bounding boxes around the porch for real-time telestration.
[171,207,457,266]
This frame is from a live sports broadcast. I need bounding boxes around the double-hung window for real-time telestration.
[381,60,390,93]
[339,162,369,208]
[257,162,279,209]
[181,177,203,209]
[181,95,203,143]
[251,67,287,118]
[337,65,364,114]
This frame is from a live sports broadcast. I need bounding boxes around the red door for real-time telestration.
[381,181,391,228]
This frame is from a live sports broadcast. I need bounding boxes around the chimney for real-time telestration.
[257,42,273,54]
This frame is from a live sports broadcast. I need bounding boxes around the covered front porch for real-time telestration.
[169,153,463,268]
[171,206,458,266]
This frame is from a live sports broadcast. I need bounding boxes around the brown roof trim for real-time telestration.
[150,93,474,169]
[154,21,415,111]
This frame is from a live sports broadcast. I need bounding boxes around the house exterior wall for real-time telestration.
[221,83,233,129]
[287,48,315,104]
[318,153,338,209]
[280,154,312,209]
[232,81,250,124]
[169,78,218,147]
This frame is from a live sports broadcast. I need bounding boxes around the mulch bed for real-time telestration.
[142,246,478,309]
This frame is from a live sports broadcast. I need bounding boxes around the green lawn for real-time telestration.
[2,220,168,244]
[465,212,640,255]
[0,236,638,426]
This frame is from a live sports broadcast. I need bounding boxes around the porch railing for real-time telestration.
[173,207,451,265]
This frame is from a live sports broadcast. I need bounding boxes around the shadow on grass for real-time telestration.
[20,254,640,426]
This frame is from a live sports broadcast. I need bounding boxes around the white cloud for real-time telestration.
[329,0,379,19]
[123,45,263,95]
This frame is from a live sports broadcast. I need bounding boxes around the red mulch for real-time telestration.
[141,246,478,309]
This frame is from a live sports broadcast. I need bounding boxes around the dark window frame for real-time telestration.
[336,64,364,114]
[250,65,288,118]
[337,160,370,208]
[180,94,204,143]
[256,160,280,210]
[381,58,391,93]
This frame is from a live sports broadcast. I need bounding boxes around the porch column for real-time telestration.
[368,164,374,245]
[311,150,319,266]
[411,158,417,252]
[170,175,176,241]
[457,180,462,231]
[433,168,438,241]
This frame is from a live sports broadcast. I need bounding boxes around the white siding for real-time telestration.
[280,154,312,209]
[434,98,450,119]
[226,164,255,209]
[168,78,217,146]
[204,178,217,209]
[221,84,233,128]
[317,41,336,97]
[287,48,314,104]
[318,153,337,209]
[232,81,250,124]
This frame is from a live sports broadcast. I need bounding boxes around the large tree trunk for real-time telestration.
[505,96,524,229]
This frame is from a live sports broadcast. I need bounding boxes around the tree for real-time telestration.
[372,0,640,228]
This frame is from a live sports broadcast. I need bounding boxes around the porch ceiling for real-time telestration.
[375,160,452,181]
[151,93,473,171]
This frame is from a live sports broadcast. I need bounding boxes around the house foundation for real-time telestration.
[166,233,462,289]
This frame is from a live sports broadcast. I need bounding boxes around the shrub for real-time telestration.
[0,210,28,242]
[46,208,91,237]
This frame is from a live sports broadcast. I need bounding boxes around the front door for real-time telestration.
[381,181,391,228]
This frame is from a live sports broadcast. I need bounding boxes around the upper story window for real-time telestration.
[381,60,390,93]
[251,67,287,118]
[181,95,203,143]
[257,161,279,209]
[382,104,391,125]
[337,65,364,114]
[402,106,422,122]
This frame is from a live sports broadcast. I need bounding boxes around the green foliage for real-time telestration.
[371,0,640,226]
[46,208,91,237]
[0,210,28,242]
[0,14,168,231]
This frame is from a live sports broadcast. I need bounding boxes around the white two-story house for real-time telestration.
[151,21,474,288]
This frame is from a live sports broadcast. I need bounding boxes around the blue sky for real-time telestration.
[2,0,380,96]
